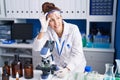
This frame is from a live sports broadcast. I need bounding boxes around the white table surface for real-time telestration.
[9,70,41,80]
[10,70,70,80]
[0,67,104,80]
[0,68,69,80]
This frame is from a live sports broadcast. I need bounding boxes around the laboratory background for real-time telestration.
[0,0,120,80]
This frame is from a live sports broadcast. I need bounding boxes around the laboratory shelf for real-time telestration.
[0,43,33,67]
[0,43,32,49]
[83,48,115,53]
[83,47,115,74]
[0,53,32,58]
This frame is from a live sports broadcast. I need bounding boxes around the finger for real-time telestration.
[56,73,64,78]
[54,70,62,76]
[54,71,58,76]
[54,70,60,75]
[54,71,57,75]
[46,18,50,23]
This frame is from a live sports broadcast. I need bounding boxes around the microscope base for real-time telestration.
[40,74,53,80]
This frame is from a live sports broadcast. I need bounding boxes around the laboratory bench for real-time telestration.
[0,67,65,80]
[8,70,66,80]
[0,43,115,74]
[0,67,104,80]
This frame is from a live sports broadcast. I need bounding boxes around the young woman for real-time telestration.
[33,2,86,78]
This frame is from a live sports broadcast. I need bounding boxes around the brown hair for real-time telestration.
[42,2,61,14]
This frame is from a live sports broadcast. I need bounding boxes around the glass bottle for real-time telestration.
[2,68,9,80]
[104,63,115,80]
[2,61,10,76]
[11,54,23,78]
[82,33,87,47]
[24,60,33,79]
[86,35,93,48]
[84,66,92,80]
[115,59,120,79]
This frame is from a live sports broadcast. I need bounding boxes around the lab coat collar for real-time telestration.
[62,21,69,36]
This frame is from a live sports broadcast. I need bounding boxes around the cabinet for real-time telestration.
[0,43,33,67]
[4,0,87,19]
[39,0,87,19]
[84,48,114,74]
[5,0,40,19]
[86,0,117,48]
[82,0,117,74]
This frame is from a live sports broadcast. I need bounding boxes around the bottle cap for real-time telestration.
[85,66,92,72]
[4,61,8,65]
[3,68,7,74]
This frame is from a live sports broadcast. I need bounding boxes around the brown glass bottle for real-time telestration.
[2,61,10,76]
[24,60,33,79]
[2,68,9,80]
[11,54,23,78]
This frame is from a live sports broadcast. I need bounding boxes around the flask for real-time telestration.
[2,61,10,76]
[115,59,120,80]
[11,54,23,78]
[2,68,9,80]
[24,60,33,79]
[104,63,115,80]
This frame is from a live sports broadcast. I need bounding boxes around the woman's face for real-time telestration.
[47,11,63,33]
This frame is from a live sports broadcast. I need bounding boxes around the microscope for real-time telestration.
[36,40,59,79]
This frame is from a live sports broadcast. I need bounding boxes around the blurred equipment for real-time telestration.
[104,63,115,80]
[11,23,33,44]
[24,59,33,79]
[115,59,120,79]
[2,68,9,80]
[2,61,10,76]
[36,40,59,79]
[11,54,23,78]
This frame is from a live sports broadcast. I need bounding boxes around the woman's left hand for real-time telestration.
[54,68,70,78]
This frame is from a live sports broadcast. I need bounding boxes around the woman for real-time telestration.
[33,2,86,78]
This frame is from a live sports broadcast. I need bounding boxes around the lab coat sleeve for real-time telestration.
[67,26,86,72]
[33,32,49,51]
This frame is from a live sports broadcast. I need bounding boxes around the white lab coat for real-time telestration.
[33,21,86,73]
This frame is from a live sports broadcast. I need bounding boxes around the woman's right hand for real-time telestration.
[39,14,50,32]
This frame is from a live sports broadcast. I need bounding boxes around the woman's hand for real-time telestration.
[54,67,70,78]
[39,14,50,32]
